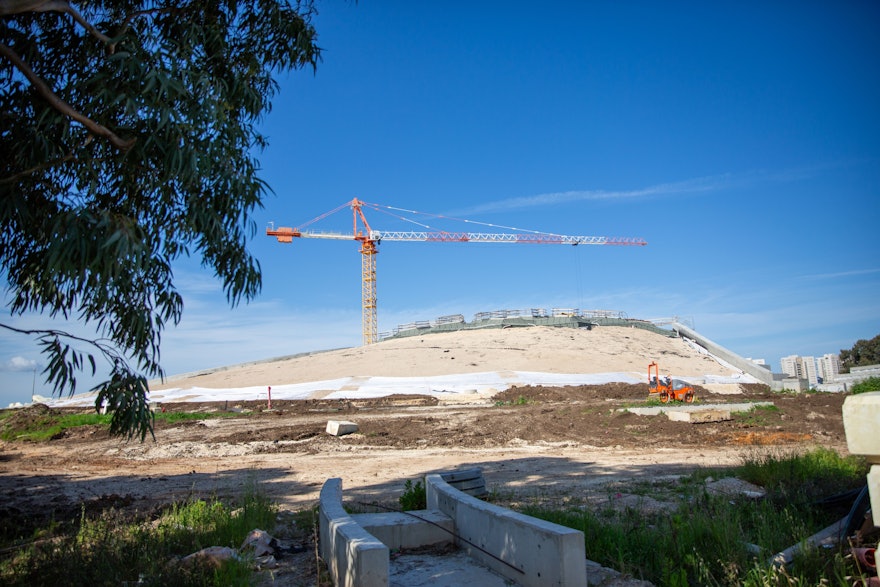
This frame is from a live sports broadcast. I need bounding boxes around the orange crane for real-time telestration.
[267,198,646,345]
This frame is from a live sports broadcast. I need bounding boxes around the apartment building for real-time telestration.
[781,353,842,385]
[818,353,842,383]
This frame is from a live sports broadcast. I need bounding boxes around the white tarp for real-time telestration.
[45,369,758,407]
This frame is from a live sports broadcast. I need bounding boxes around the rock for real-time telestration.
[180,546,238,569]
[705,477,766,500]
[241,528,275,557]
[586,559,655,586]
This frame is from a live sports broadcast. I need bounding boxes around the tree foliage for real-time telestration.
[0,0,320,439]
[839,333,880,373]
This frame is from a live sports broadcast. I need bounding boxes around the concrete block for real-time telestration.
[352,510,454,550]
[667,409,731,423]
[326,420,359,436]
[842,392,880,457]
[842,392,880,530]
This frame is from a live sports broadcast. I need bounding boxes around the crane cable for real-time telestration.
[363,201,570,238]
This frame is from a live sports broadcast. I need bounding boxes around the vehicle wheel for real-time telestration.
[685,392,694,403]
[660,392,669,403]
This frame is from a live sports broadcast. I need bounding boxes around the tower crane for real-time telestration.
[267,198,646,345]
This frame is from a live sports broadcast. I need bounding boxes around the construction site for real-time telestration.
[3,201,875,585]
[4,319,873,585]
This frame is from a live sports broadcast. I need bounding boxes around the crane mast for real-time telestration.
[267,198,646,345]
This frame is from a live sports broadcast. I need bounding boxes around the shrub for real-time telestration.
[399,479,427,511]
[850,376,880,394]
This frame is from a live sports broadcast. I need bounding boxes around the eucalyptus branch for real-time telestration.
[119,6,178,31]
[1,152,75,184]
[0,0,111,44]
[0,136,98,184]
[0,321,122,363]
[0,42,136,150]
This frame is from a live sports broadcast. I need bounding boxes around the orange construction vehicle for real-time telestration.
[648,361,695,403]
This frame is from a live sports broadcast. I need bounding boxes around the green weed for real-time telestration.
[0,484,276,586]
[851,376,880,394]
[516,447,868,586]
[399,479,427,510]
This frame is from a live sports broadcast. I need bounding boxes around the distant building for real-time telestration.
[802,357,819,386]
[818,353,842,382]
[780,354,821,386]
[780,355,802,378]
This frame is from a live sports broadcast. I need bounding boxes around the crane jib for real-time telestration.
[368,231,645,245]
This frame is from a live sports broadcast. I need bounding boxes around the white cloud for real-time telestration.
[447,167,818,216]
[798,268,880,280]
[2,356,38,372]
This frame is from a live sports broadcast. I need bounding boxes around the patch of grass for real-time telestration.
[494,395,529,407]
[0,412,111,441]
[734,447,867,505]
[733,404,780,427]
[155,411,241,424]
[620,397,665,408]
[516,447,869,586]
[0,409,241,442]
[0,484,276,586]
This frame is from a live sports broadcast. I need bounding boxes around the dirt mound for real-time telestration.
[150,325,744,391]
[0,403,54,440]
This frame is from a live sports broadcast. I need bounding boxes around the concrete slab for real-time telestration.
[623,401,772,417]
[666,409,731,423]
[389,550,513,587]
[326,420,359,436]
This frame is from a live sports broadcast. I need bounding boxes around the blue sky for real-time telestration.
[2,1,879,405]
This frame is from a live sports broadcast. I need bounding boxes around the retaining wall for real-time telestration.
[426,473,587,587]
[319,478,389,587]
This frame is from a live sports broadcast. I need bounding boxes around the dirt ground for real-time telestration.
[0,382,848,519]
[0,380,852,585]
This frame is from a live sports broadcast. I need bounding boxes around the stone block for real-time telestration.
[842,392,880,458]
[843,392,880,527]
[326,420,359,436]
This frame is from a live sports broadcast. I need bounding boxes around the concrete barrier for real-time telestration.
[842,392,880,519]
[319,478,389,587]
[672,322,774,385]
[426,473,587,587]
